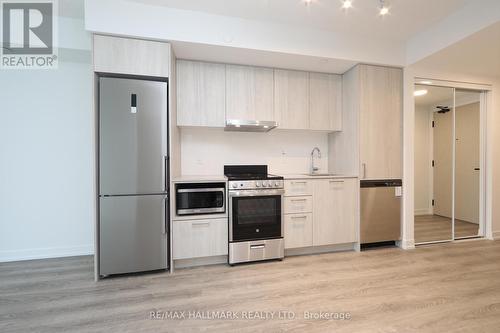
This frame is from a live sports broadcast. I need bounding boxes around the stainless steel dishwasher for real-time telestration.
[360,179,402,245]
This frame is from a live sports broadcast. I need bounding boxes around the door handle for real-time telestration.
[474,168,480,171]
[362,163,367,179]
[162,195,168,234]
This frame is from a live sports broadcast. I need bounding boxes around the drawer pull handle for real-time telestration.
[291,181,307,184]
[192,222,210,227]
[291,199,307,202]
[250,244,265,249]
[291,215,308,220]
[329,180,344,183]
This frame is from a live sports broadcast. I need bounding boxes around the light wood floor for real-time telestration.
[415,214,480,243]
[2,241,500,332]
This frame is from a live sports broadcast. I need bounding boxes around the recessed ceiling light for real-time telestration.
[342,0,353,9]
[414,89,428,97]
[379,0,389,15]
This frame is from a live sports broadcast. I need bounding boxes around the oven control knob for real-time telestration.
[275,181,280,187]
[263,181,269,187]
[256,181,261,187]
[232,183,238,188]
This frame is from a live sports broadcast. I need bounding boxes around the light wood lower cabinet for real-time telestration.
[312,178,357,246]
[284,180,313,196]
[173,218,228,260]
[284,213,313,249]
[284,196,313,214]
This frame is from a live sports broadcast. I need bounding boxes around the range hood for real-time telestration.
[224,119,278,132]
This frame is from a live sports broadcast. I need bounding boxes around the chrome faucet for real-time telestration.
[310,147,322,174]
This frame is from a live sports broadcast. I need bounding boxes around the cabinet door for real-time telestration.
[313,179,357,246]
[93,35,170,77]
[274,69,309,129]
[309,73,342,131]
[173,218,228,260]
[284,213,313,249]
[176,60,226,127]
[226,65,274,121]
[359,65,402,179]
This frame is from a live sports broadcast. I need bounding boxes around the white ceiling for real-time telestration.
[132,0,472,42]
[412,21,500,80]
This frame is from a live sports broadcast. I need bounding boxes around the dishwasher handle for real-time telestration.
[360,179,402,188]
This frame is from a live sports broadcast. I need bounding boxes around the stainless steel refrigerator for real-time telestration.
[98,77,168,276]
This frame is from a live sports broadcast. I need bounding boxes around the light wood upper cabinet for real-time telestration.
[274,69,310,130]
[359,65,403,179]
[93,35,170,77]
[176,60,226,127]
[309,73,342,131]
[226,65,274,121]
[312,178,357,246]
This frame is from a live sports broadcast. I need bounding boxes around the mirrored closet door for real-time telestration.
[414,85,454,244]
[454,89,481,239]
[414,85,483,245]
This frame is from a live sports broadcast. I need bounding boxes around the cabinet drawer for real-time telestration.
[284,213,313,249]
[285,180,312,196]
[284,196,312,214]
[173,218,228,260]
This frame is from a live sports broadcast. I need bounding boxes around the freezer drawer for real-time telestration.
[360,180,402,244]
[99,195,168,276]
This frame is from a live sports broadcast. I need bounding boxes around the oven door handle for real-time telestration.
[177,188,225,193]
[229,189,284,197]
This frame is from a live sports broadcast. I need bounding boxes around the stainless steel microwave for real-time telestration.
[175,182,226,216]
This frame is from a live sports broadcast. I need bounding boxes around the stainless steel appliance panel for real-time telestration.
[360,180,402,244]
[99,77,168,195]
[229,238,284,264]
[175,183,226,216]
[99,195,167,275]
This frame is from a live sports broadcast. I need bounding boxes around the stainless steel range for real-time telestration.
[224,165,284,265]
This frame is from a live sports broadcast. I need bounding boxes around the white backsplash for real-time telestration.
[180,128,329,175]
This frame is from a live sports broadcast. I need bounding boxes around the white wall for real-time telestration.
[0,2,93,262]
[180,128,329,176]
[414,106,433,215]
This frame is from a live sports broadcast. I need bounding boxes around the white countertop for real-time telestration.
[282,174,358,179]
[173,174,358,182]
[172,175,227,183]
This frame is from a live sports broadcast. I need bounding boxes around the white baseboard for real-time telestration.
[0,245,94,263]
[493,231,500,240]
[414,208,431,216]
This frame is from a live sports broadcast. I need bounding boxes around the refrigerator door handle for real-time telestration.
[162,194,168,234]
[162,155,168,192]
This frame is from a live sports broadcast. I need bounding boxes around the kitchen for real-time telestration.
[95,40,403,275]
[2,0,500,332]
